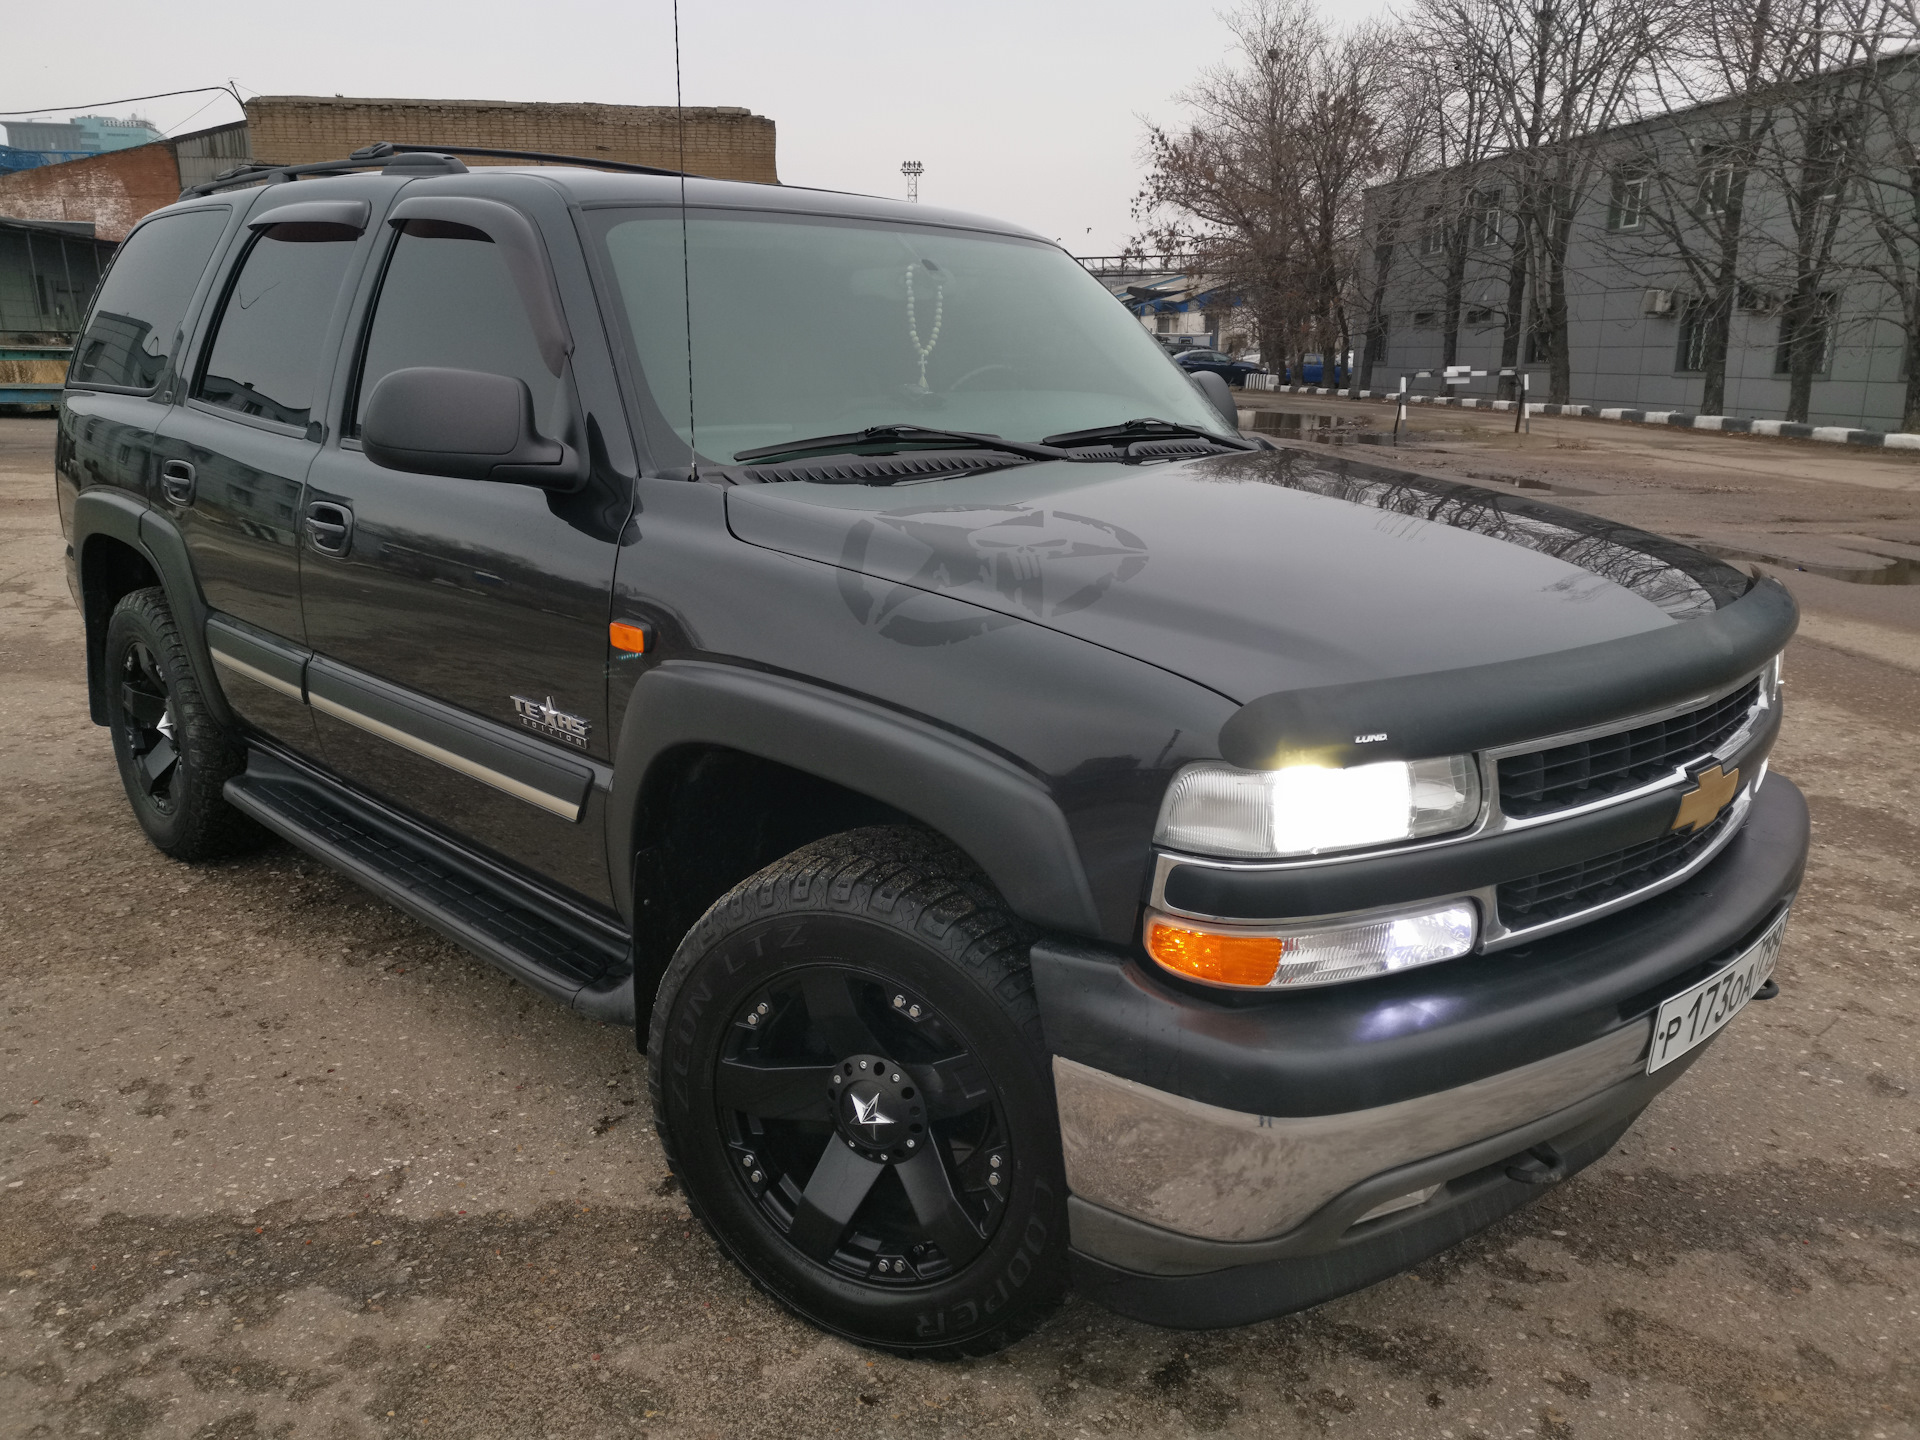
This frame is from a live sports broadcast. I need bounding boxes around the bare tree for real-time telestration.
[1851,38,1920,428]
[1133,0,1401,381]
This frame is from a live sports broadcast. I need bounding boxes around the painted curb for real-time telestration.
[1242,382,1920,451]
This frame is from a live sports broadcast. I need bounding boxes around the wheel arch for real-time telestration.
[72,490,231,729]
[608,661,1102,946]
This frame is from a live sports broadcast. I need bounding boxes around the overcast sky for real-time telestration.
[5,0,1393,254]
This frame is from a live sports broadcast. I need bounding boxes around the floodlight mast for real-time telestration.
[901,160,923,203]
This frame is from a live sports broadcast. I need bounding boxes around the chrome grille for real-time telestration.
[1497,679,1760,820]
[1496,805,1738,928]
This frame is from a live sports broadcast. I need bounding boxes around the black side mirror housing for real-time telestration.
[361,367,586,490]
[1189,369,1239,429]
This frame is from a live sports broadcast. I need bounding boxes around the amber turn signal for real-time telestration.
[1144,915,1283,987]
[609,620,650,654]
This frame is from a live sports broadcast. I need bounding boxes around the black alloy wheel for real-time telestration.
[718,965,1010,1286]
[650,827,1068,1358]
[102,587,264,861]
[118,638,181,813]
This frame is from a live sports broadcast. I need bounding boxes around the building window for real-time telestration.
[1675,298,1710,373]
[1411,310,1439,327]
[1774,294,1837,377]
[1608,171,1646,231]
[1697,145,1733,216]
[1154,312,1177,334]
[1419,205,1444,257]
[1465,306,1496,325]
[1471,189,1502,248]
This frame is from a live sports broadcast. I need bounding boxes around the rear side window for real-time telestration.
[193,225,359,429]
[353,222,558,432]
[70,208,229,391]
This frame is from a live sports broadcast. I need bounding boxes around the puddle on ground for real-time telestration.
[1249,411,1383,445]
[1698,543,1920,585]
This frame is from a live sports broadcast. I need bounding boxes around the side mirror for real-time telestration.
[1189,369,1239,428]
[361,366,586,490]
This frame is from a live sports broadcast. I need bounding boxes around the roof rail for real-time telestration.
[179,140,692,200]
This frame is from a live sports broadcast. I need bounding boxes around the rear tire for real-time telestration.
[102,587,265,861]
[648,826,1067,1358]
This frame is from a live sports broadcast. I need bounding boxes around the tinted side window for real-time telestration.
[194,227,358,428]
[354,223,558,431]
[70,208,229,391]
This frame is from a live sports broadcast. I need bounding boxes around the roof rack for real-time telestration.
[179,141,691,199]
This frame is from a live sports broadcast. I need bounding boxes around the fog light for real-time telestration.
[1144,901,1478,990]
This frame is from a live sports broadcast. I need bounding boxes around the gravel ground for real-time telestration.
[2,412,1916,1440]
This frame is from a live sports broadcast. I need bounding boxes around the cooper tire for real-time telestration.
[648,826,1068,1358]
[102,587,264,862]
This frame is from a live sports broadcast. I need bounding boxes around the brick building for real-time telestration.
[245,96,778,184]
[0,96,778,245]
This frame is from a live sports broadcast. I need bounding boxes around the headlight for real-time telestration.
[1154,755,1480,859]
[1144,901,1478,989]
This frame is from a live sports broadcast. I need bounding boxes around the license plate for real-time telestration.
[1647,909,1787,1073]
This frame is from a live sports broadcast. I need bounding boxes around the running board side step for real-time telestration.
[225,747,635,1025]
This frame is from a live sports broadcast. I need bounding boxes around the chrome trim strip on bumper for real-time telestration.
[210,646,304,702]
[308,692,583,822]
[1054,1021,1652,1245]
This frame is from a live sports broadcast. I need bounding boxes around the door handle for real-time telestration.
[305,500,354,556]
[159,459,196,506]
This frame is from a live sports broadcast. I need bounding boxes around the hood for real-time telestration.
[723,446,1751,705]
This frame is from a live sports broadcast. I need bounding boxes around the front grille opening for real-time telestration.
[1498,678,1760,819]
[1497,805,1737,928]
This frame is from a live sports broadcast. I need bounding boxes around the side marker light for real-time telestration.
[609,621,651,654]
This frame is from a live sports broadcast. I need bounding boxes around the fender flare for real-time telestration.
[71,489,233,730]
[605,660,1102,936]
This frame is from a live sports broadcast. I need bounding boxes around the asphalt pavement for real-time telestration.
[2,412,1916,1439]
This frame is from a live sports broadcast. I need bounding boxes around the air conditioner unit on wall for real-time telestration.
[1643,288,1676,317]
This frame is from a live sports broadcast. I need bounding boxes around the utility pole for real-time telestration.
[901,160,923,203]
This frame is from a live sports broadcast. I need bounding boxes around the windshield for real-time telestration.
[593,208,1230,462]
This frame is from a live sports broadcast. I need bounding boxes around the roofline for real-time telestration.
[1366,43,1920,197]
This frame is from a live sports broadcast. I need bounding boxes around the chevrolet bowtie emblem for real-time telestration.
[1672,764,1740,833]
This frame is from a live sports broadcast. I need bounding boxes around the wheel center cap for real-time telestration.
[832,1055,915,1155]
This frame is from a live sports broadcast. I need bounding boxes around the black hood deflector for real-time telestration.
[1219,575,1796,769]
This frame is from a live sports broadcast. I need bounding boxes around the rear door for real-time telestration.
[152,179,396,748]
[59,204,234,546]
[298,179,632,908]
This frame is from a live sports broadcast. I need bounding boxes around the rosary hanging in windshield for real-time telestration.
[906,260,944,390]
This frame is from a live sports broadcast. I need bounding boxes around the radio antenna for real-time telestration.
[673,0,699,479]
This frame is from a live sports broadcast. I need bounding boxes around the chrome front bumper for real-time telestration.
[1057,1018,1653,1247]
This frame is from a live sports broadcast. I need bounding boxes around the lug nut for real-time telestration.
[893,995,906,1008]
[741,1154,754,1167]
[907,1005,921,1018]
[906,1138,916,1149]
[746,1014,759,1026]
[832,1074,842,1084]
[859,1060,869,1070]
[989,1173,1001,1186]
[750,1171,763,1184]
[890,1073,900,1082]
[847,1139,857,1148]
[756,1002,768,1015]
[990,1154,1002,1169]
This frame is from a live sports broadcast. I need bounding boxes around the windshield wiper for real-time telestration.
[1041,418,1257,451]
[733,425,1066,465]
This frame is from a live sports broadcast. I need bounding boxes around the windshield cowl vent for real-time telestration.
[734,453,1029,485]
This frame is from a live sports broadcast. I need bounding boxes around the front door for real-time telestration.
[298,200,622,906]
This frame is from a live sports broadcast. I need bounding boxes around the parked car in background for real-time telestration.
[1175,348,1267,386]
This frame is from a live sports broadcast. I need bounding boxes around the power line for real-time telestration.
[0,85,244,119]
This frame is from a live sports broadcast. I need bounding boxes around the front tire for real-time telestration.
[648,827,1068,1358]
[102,587,264,861]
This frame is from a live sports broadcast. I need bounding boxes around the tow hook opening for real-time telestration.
[1504,1142,1569,1186]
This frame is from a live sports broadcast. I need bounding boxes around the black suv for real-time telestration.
[57,147,1805,1357]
